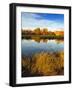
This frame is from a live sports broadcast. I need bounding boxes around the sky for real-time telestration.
[21,12,64,31]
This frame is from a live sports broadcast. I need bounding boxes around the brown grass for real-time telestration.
[22,51,64,77]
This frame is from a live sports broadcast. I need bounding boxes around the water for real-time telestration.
[21,39,64,57]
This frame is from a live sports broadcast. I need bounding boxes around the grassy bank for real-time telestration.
[22,51,64,77]
[22,35,64,39]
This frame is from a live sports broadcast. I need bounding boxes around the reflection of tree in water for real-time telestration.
[55,39,64,44]
[32,38,48,43]
[41,39,48,43]
[31,36,40,43]
[31,37,64,43]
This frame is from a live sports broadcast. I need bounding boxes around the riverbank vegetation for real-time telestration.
[22,51,64,77]
[22,28,64,39]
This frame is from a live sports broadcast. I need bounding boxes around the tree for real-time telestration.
[43,28,48,35]
[48,31,56,35]
[34,28,41,35]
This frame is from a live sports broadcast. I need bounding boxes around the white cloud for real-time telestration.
[22,13,64,31]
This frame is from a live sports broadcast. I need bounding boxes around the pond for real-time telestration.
[21,39,64,58]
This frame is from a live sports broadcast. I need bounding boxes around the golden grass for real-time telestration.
[22,51,64,76]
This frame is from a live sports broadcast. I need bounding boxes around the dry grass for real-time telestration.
[22,51,64,77]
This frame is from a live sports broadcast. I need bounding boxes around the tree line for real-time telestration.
[22,28,57,35]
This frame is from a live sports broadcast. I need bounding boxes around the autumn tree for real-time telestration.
[43,28,48,35]
[34,28,41,35]
[48,31,56,35]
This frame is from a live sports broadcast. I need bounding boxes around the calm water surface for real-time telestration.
[21,39,64,57]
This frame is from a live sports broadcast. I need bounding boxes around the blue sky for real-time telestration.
[21,12,64,31]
